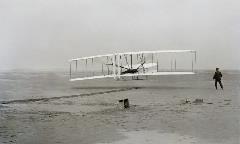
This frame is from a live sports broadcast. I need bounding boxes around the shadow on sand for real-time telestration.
[0,87,140,105]
[72,85,193,90]
[0,85,193,105]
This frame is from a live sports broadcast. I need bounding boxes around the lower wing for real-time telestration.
[120,72,195,77]
[70,72,194,81]
[70,75,114,81]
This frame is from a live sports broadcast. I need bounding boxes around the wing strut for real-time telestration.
[195,51,197,63]
[92,58,94,76]
[151,53,154,64]
[107,56,110,75]
[130,54,133,69]
[70,63,72,79]
[102,64,104,74]
[192,60,194,72]
[174,59,177,71]
[125,55,130,68]
[85,59,88,76]
[117,54,121,79]
[113,54,116,79]
[76,60,78,71]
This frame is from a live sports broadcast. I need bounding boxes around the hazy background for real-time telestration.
[0,0,239,71]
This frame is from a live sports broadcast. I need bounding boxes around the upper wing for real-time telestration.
[118,50,196,55]
[69,54,113,62]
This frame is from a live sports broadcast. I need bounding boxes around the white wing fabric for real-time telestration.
[69,50,197,81]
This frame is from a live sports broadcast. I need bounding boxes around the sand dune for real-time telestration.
[0,71,239,144]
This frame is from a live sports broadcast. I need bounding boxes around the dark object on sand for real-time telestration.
[193,99,203,104]
[118,99,130,109]
[180,99,191,104]
[224,99,231,101]
[185,99,191,104]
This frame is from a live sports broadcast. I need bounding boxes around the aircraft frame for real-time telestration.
[69,50,197,81]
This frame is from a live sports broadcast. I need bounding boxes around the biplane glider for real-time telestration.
[69,50,197,81]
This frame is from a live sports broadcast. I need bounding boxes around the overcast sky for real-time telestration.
[0,0,239,71]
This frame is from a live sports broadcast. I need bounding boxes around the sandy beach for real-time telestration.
[0,71,239,144]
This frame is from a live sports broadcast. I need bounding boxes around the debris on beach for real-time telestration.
[185,99,191,104]
[224,99,231,102]
[193,99,203,104]
[224,103,230,105]
[180,99,191,104]
[180,98,213,105]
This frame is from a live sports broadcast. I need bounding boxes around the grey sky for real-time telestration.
[0,0,239,71]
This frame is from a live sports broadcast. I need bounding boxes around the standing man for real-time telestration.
[213,68,223,90]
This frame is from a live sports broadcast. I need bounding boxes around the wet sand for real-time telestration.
[0,71,239,144]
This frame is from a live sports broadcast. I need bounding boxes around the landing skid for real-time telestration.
[132,76,147,80]
[115,75,148,81]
